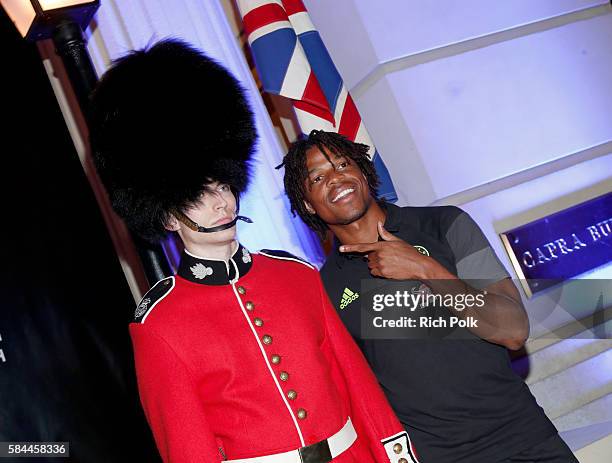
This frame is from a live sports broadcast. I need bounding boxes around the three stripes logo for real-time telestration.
[340,287,359,309]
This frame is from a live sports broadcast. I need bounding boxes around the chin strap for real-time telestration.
[172,209,253,234]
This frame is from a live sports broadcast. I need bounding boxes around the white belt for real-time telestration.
[226,417,357,463]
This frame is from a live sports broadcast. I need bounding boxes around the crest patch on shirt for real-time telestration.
[414,245,430,256]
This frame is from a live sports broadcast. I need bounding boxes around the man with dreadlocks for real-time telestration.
[90,40,418,463]
[279,130,577,463]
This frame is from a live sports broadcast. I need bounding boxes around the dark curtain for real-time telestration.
[0,8,160,463]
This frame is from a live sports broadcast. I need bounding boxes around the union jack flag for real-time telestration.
[237,0,398,202]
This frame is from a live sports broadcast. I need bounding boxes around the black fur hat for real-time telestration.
[89,38,257,243]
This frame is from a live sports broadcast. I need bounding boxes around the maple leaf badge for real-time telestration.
[190,263,213,279]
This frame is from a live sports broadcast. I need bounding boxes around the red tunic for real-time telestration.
[130,244,418,462]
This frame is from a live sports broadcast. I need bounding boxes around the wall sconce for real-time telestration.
[2,0,99,41]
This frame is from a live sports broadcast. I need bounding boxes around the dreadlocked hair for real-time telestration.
[277,130,381,238]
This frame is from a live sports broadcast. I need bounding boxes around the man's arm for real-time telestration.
[420,275,529,351]
[340,219,529,350]
[130,324,223,463]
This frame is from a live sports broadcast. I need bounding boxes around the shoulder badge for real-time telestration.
[258,249,315,270]
[133,276,175,323]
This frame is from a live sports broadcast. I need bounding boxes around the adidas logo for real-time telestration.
[340,287,359,309]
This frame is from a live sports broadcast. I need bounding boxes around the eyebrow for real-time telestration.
[307,155,345,175]
[307,166,324,175]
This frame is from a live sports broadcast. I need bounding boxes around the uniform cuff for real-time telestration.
[381,431,418,463]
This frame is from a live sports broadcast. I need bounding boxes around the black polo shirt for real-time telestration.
[320,203,557,463]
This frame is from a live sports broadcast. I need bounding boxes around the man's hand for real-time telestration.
[339,222,454,280]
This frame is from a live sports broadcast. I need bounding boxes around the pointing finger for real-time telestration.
[339,242,382,253]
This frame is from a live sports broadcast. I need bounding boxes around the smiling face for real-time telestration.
[302,146,373,226]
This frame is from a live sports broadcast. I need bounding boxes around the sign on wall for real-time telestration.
[500,192,612,297]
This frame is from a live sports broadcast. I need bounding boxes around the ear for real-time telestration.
[165,213,181,232]
[303,200,316,215]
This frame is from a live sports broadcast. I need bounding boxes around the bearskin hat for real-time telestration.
[89,38,257,243]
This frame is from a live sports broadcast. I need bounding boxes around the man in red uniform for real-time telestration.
[89,39,418,463]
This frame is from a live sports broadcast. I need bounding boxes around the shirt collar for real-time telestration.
[177,242,253,285]
[381,201,402,233]
[332,201,402,269]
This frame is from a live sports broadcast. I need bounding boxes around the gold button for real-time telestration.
[279,371,289,381]
[237,286,246,295]
[287,390,297,400]
[262,335,272,345]
[254,318,264,327]
[398,459,408,463]
[271,355,281,364]
[393,443,403,454]
[245,301,254,311]
[297,408,307,419]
